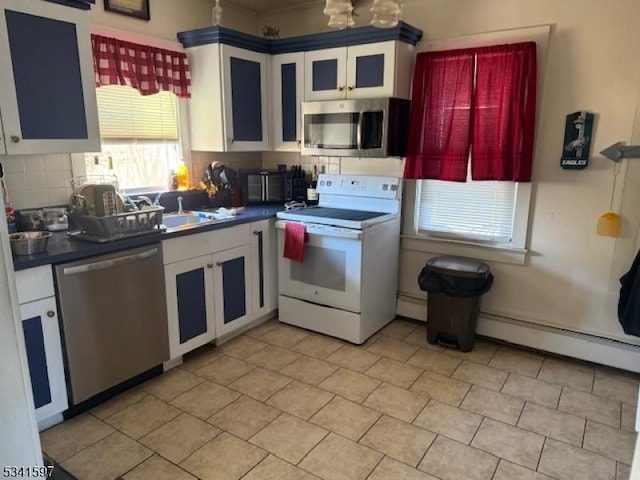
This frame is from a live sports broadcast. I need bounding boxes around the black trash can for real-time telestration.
[418,256,493,352]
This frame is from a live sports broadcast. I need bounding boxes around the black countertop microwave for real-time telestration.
[301,97,410,157]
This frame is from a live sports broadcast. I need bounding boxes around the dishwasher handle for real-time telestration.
[63,247,159,276]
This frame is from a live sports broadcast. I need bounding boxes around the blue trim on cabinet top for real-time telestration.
[22,316,52,409]
[178,21,422,53]
[43,0,95,10]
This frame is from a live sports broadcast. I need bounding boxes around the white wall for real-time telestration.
[262,0,640,345]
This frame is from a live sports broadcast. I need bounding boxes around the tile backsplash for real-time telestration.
[2,154,73,210]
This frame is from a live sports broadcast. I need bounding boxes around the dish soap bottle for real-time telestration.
[176,160,189,191]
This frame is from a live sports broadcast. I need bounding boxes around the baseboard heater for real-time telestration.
[397,294,640,373]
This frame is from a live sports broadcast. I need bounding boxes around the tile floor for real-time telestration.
[40,318,640,480]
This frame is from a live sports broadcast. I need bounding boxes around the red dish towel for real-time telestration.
[284,222,307,263]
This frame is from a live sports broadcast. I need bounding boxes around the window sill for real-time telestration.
[401,234,528,265]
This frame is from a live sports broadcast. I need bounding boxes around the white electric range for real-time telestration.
[276,174,402,344]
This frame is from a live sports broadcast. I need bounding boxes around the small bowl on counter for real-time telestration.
[9,231,52,256]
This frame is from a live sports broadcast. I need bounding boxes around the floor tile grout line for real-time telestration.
[535,435,547,474]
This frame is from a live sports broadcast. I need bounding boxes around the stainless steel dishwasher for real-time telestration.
[54,243,169,404]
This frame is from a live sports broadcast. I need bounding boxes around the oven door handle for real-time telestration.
[275,220,361,240]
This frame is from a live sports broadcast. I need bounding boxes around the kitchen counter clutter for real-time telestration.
[11,205,282,271]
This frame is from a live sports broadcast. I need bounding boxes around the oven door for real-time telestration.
[276,220,362,313]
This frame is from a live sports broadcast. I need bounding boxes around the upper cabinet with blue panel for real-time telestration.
[178,28,269,152]
[0,0,99,155]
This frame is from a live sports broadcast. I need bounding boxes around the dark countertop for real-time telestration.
[12,205,283,271]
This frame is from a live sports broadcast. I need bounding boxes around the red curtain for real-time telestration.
[404,42,537,183]
[91,34,191,98]
[472,42,537,182]
[404,49,474,181]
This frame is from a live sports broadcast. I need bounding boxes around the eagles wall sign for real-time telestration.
[561,111,594,169]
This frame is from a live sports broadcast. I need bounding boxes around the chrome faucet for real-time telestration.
[153,192,163,206]
[177,196,184,214]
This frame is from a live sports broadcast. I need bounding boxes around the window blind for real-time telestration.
[96,85,178,140]
[418,178,516,243]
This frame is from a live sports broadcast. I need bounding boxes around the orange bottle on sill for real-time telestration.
[176,160,189,191]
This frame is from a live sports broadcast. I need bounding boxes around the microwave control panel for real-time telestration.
[316,174,401,199]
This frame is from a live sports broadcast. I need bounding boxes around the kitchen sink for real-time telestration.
[162,210,230,231]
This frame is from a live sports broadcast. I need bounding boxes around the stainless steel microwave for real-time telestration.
[301,97,410,157]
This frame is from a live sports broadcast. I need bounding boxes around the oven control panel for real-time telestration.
[316,174,401,199]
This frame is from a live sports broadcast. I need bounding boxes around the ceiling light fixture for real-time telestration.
[370,0,401,28]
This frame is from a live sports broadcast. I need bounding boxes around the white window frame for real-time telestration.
[401,24,550,266]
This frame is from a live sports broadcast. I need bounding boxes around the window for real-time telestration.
[84,85,182,192]
[418,171,516,244]
[405,45,536,254]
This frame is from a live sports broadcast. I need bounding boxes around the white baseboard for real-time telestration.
[397,296,640,373]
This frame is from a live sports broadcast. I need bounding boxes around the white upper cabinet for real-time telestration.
[304,41,413,101]
[0,0,99,154]
[187,43,269,152]
[270,52,305,151]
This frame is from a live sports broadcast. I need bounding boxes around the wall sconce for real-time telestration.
[370,0,401,28]
[323,0,354,29]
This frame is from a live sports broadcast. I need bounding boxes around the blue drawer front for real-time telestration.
[230,57,263,142]
[312,59,338,92]
[281,63,297,142]
[177,268,208,343]
[6,10,88,140]
[222,257,246,324]
[22,316,52,409]
[355,54,385,88]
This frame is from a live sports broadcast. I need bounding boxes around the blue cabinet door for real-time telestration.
[22,315,52,409]
[221,45,268,150]
[176,267,208,344]
[0,0,99,154]
[230,57,263,142]
[271,52,304,151]
[165,256,216,359]
[214,245,252,337]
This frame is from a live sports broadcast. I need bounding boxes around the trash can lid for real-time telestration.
[426,255,490,276]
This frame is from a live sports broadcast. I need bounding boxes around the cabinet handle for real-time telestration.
[228,137,234,144]
[253,230,262,235]
[296,139,301,146]
[10,135,20,143]
[207,263,213,268]
[47,310,55,318]
[347,86,354,91]
[338,86,345,92]
[216,262,223,267]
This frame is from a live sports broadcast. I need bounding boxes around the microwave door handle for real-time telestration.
[357,111,364,150]
[261,174,266,201]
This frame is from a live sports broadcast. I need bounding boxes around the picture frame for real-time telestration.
[104,0,150,21]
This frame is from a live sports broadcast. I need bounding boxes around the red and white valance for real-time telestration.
[91,34,191,98]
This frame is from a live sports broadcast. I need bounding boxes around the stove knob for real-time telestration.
[382,184,389,191]
[390,184,398,191]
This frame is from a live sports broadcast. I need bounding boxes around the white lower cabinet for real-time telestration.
[213,245,253,338]
[15,266,67,431]
[164,255,216,359]
[163,220,277,359]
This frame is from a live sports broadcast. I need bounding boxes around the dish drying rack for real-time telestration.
[69,174,164,242]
